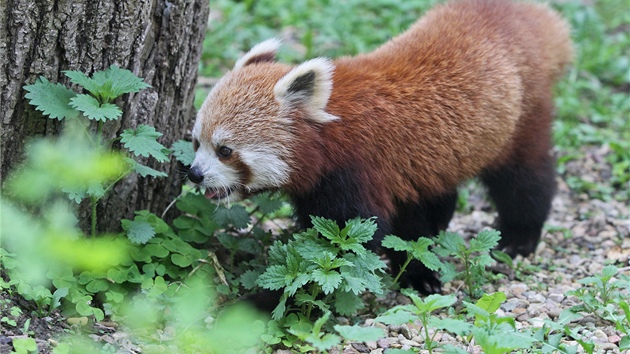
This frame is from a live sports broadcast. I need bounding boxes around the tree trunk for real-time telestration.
[0,0,209,231]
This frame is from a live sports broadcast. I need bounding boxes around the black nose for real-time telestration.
[187,166,204,184]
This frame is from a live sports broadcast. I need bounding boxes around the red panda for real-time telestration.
[188,0,573,293]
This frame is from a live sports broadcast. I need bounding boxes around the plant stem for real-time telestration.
[422,314,433,353]
[391,253,413,286]
[306,285,320,320]
[463,254,474,298]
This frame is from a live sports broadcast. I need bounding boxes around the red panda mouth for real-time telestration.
[203,187,233,200]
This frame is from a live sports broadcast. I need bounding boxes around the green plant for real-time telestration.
[381,235,442,286]
[567,265,630,347]
[255,216,388,351]
[375,291,457,353]
[434,230,502,299]
[23,66,166,237]
[257,217,387,320]
[382,229,504,299]
[2,66,278,352]
[462,292,537,353]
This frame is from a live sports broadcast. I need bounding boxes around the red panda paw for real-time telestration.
[496,229,541,258]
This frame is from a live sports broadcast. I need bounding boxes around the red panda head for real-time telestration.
[190,39,339,203]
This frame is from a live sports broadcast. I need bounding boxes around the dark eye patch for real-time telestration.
[192,138,200,152]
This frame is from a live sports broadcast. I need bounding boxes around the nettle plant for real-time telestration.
[24,66,168,236]
[257,216,389,352]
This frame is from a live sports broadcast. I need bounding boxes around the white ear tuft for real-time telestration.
[274,58,339,124]
[234,38,282,69]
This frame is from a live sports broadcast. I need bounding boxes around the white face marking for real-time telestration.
[240,147,290,190]
[190,125,291,204]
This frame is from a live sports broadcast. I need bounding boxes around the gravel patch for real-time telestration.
[331,149,629,353]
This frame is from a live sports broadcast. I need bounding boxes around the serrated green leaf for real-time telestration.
[312,269,342,295]
[212,204,250,228]
[469,229,501,253]
[65,66,150,102]
[435,231,466,256]
[271,293,288,320]
[126,158,168,177]
[64,70,101,96]
[382,235,413,252]
[267,240,290,265]
[333,291,365,316]
[340,274,366,295]
[463,301,490,320]
[250,193,285,214]
[406,292,457,313]
[343,252,386,294]
[70,94,122,121]
[601,264,618,279]
[439,261,458,283]
[344,217,377,243]
[24,77,79,120]
[257,265,289,290]
[334,324,385,342]
[293,231,337,260]
[285,273,311,296]
[311,216,341,241]
[91,65,151,101]
[472,253,496,268]
[125,220,156,245]
[171,139,195,166]
[120,125,169,161]
[306,332,340,352]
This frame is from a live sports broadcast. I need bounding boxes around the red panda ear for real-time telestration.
[274,58,339,124]
[234,38,281,69]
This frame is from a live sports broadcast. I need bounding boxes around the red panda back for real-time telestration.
[313,0,571,213]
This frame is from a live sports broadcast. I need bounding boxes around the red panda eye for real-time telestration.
[192,139,200,152]
[218,146,232,158]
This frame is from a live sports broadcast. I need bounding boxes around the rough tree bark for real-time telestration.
[0,0,210,231]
